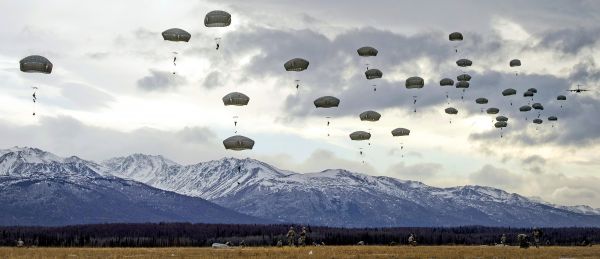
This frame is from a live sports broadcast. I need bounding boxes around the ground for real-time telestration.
[0,246,599,259]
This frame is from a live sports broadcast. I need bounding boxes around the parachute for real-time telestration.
[524,91,534,97]
[496,116,508,122]
[455,81,469,100]
[456,59,473,67]
[359,110,381,122]
[405,76,424,112]
[440,78,454,86]
[520,105,532,120]
[449,32,463,52]
[357,46,378,57]
[502,88,517,106]
[315,96,340,136]
[392,128,410,157]
[476,98,488,112]
[350,131,371,141]
[548,116,558,121]
[284,58,309,72]
[457,74,472,81]
[391,128,410,136]
[532,103,544,110]
[204,10,232,27]
[222,92,250,106]
[365,69,383,80]
[314,96,340,108]
[510,59,522,76]
[204,10,232,50]
[162,28,190,74]
[533,118,543,124]
[223,135,254,151]
[20,55,52,116]
[20,55,53,74]
[557,95,567,109]
[475,98,488,104]
[284,58,309,90]
[162,28,191,42]
[223,92,249,133]
[486,108,500,114]
[445,107,458,124]
[527,88,538,94]
[494,121,508,138]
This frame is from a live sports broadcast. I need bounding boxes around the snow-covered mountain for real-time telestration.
[0,147,269,226]
[103,153,600,228]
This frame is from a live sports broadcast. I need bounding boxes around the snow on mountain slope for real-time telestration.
[0,147,270,226]
[103,154,600,227]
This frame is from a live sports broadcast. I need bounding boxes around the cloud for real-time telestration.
[385,162,443,182]
[56,82,115,110]
[137,69,187,91]
[202,71,223,89]
[257,149,377,175]
[468,164,525,191]
[0,116,221,164]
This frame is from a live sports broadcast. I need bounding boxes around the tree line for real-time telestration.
[0,223,597,247]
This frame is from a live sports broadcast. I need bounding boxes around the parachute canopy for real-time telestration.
[365,69,383,79]
[486,108,500,114]
[548,116,558,121]
[457,74,472,81]
[532,103,544,110]
[162,28,191,42]
[204,10,232,27]
[222,92,250,106]
[449,32,463,41]
[528,88,538,94]
[19,55,53,74]
[440,78,454,86]
[359,110,381,121]
[502,88,517,96]
[223,135,254,150]
[445,107,458,114]
[314,96,340,108]
[284,58,309,71]
[391,128,410,137]
[456,59,473,67]
[533,119,543,124]
[519,105,532,112]
[496,116,508,122]
[357,46,378,56]
[456,81,469,89]
[405,76,425,89]
[475,98,488,104]
[524,91,534,97]
[557,95,567,100]
[494,121,508,128]
[510,59,521,67]
[350,131,371,141]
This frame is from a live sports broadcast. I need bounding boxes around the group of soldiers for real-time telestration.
[279,226,309,247]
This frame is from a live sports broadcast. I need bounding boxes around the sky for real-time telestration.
[1,0,600,207]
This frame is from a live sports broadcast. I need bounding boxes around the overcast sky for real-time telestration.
[1,0,600,208]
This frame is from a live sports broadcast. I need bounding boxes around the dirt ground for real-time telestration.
[0,245,598,259]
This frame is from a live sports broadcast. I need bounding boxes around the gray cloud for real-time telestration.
[469,164,525,191]
[57,82,115,110]
[137,69,187,91]
[386,162,443,182]
[202,71,223,89]
[0,116,221,164]
[537,27,600,54]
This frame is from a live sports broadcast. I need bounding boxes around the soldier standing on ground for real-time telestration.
[299,227,307,246]
[287,226,296,247]
[532,228,543,248]
[500,234,507,246]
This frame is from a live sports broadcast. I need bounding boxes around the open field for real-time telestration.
[0,246,599,259]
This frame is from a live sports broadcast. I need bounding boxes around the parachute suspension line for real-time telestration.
[233,116,239,134]
[461,89,465,101]
[325,116,331,137]
[365,63,369,71]
[215,37,221,50]
[172,52,178,75]
[413,96,417,113]
[373,84,377,92]
[31,87,38,116]
[446,91,450,105]
[295,79,300,91]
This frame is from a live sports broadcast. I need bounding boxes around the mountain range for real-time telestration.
[1,146,600,227]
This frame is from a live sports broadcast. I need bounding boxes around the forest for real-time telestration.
[0,223,598,247]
